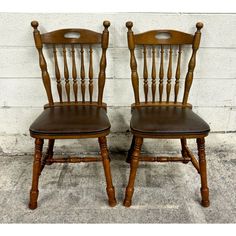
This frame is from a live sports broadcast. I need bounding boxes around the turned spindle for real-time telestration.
[166,45,172,102]
[143,45,148,102]
[71,45,78,102]
[63,45,70,102]
[152,46,156,102]
[89,45,94,102]
[174,45,182,103]
[159,45,164,102]
[53,45,62,102]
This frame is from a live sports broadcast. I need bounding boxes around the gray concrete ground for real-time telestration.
[0,133,235,223]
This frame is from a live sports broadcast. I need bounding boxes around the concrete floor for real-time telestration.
[0,134,235,223]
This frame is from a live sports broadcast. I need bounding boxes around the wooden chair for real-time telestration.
[123,21,210,207]
[29,20,117,209]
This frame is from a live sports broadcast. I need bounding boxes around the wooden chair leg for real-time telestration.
[29,138,44,210]
[41,139,55,171]
[46,139,55,162]
[98,136,117,207]
[123,136,143,207]
[197,138,210,207]
[181,138,189,164]
[126,136,135,163]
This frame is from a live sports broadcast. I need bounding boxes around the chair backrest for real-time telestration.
[126,21,203,107]
[31,20,110,107]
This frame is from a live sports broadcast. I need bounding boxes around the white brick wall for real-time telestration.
[0,13,235,154]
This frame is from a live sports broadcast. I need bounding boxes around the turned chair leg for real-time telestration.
[98,136,117,207]
[123,136,143,207]
[41,139,55,170]
[29,138,44,210]
[181,138,189,164]
[197,138,210,207]
[46,139,55,163]
[126,136,135,163]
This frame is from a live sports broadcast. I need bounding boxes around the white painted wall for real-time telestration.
[0,13,235,154]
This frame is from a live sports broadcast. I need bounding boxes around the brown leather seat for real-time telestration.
[30,105,110,136]
[130,106,210,136]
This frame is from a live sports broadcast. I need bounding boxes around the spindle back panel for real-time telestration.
[126,21,203,106]
[31,21,110,106]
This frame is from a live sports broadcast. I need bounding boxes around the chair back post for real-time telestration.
[126,21,140,105]
[182,22,203,104]
[98,21,110,106]
[31,21,54,106]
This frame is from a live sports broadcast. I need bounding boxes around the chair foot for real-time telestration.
[29,190,38,210]
[107,187,117,207]
[123,200,132,207]
[201,187,210,207]
[123,187,134,207]
[201,200,210,207]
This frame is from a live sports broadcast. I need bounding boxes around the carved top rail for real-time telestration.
[134,30,194,45]
[41,28,102,44]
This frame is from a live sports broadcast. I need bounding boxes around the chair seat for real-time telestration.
[30,105,110,136]
[130,106,210,136]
